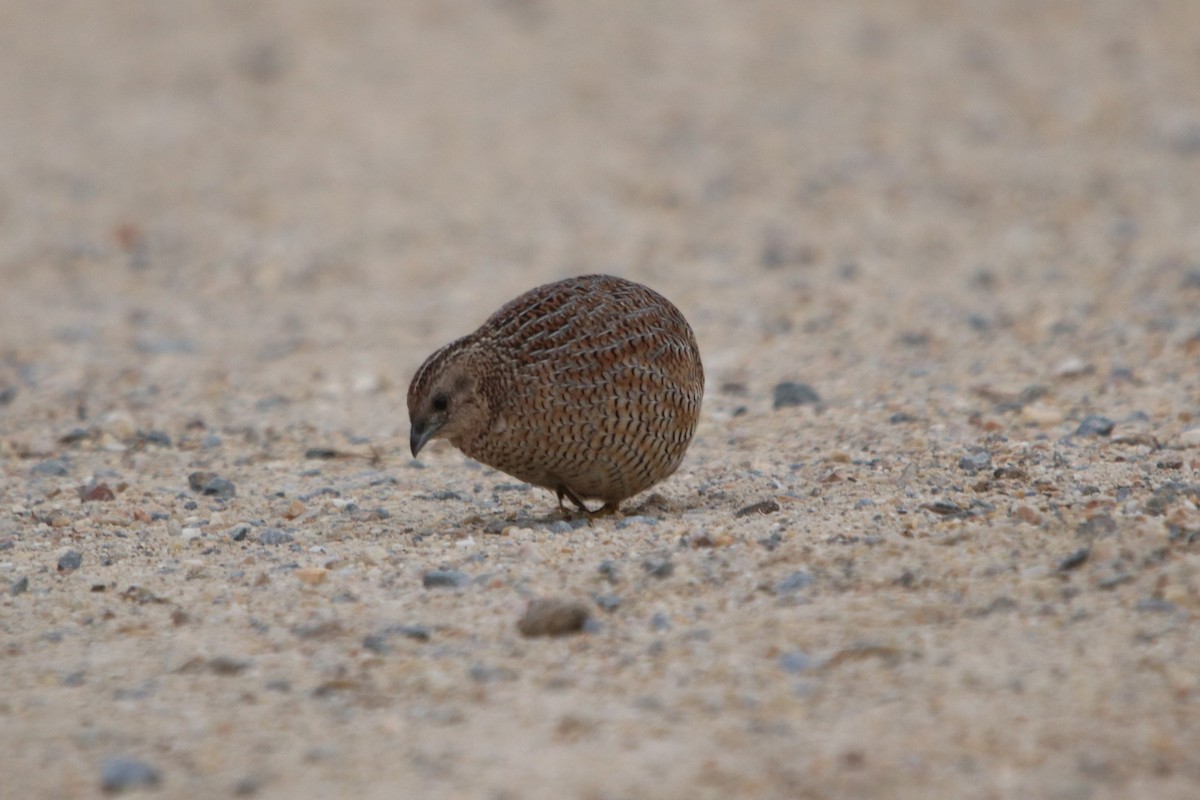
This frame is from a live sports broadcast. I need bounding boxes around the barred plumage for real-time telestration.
[407,274,704,514]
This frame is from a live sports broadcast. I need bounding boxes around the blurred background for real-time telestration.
[2,0,1198,442]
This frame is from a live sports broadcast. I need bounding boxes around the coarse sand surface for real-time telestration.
[2,2,1200,798]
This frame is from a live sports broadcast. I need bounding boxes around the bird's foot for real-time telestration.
[556,485,619,523]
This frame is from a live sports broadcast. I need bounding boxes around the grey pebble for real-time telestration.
[32,458,70,476]
[1077,514,1117,537]
[958,451,992,473]
[227,524,251,542]
[257,528,293,545]
[101,756,162,793]
[1057,547,1091,572]
[546,520,574,534]
[598,560,620,584]
[363,624,432,653]
[650,612,672,631]
[615,515,659,529]
[642,557,674,579]
[233,774,264,796]
[10,575,29,595]
[778,650,817,674]
[775,570,813,594]
[594,594,621,612]
[773,382,821,409]
[188,471,236,498]
[208,656,252,676]
[1075,415,1115,437]
[203,477,236,498]
[422,569,470,589]
[57,550,83,572]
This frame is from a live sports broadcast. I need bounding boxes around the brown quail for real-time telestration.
[408,274,704,515]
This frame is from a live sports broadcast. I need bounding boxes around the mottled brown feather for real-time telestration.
[407,274,704,512]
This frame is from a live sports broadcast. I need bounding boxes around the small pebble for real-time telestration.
[517,598,590,637]
[594,594,621,612]
[422,570,470,589]
[188,471,236,498]
[642,557,673,579]
[101,756,162,793]
[1021,404,1065,425]
[773,382,821,409]
[32,458,70,477]
[208,656,252,676]
[227,524,251,542]
[1178,428,1200,447]
[614,515,659,529]
[649,611,672,631]
[257,528,293,545]
[778,650,816,674]
[1077,514,1117,537]
[1057,548,1091,572]
[295,567,329,586]
[1053,357,1091,378]
[57,550,83,572]
[10,575,29,595]
[79,481,116,502]
[958,451,992,473]
[775,571,813,594]
[1075,415,1115,437]
[598,560,620,584]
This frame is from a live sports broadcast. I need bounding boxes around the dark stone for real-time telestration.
[773,382,821,409]
[958,451,992,474]
[1075,415,1115,437]
[778,650,816,674]
[1057,548,1091,572]
[594,594,621,612]
[208,656,252,676]
[422,570,470,589]
[1077,514,1117,538]
[256,528,293,545]
[32,458,70,477]
[517,598,590,637]
[775,571,813,594]
[57,550,83,572]
[642,557,673,579]
[10,575,29,596]
[188,471,236,498]
[597,560,620,584]
[101,756,162,793]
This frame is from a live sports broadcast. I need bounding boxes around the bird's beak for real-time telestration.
[410,420,438,458]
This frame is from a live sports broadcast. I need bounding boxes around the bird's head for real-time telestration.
[407,339,491,457]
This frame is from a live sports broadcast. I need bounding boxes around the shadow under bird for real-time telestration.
[407,274,704,515]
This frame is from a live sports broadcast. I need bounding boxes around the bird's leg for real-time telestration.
[556,485,618,521]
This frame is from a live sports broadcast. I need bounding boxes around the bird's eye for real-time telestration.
[432,394,449,412]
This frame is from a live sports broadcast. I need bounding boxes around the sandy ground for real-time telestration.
[3,2,1200,798]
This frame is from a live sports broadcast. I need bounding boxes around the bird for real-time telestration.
[407,274,704,515]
